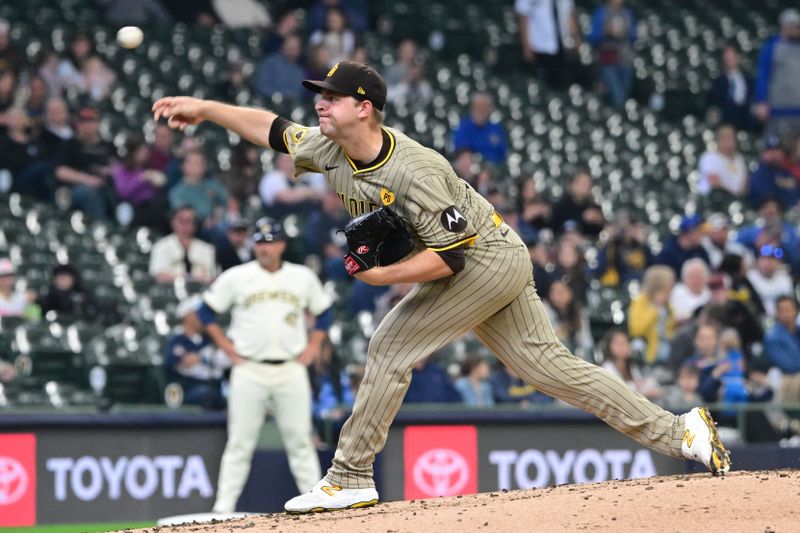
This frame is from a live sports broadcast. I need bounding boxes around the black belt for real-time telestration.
[244,357,289,365]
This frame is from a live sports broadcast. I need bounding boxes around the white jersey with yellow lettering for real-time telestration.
[203,260,331,361]
[209,258,330,513]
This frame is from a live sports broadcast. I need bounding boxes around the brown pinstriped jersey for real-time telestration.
[281,124,496,251]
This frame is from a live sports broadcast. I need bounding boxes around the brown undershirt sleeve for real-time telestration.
[268,117,292,153]
[435,247,466,274]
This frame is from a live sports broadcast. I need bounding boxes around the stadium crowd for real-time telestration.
[0,0,799,444]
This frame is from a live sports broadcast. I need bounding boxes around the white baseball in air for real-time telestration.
[116,26,144,49]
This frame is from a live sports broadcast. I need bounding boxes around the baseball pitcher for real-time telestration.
[153,61,730,514]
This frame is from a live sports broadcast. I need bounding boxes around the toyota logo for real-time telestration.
[412,448,469,497]
[0,457,28,505]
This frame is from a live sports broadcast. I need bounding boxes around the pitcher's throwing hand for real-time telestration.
[152,96,207,130]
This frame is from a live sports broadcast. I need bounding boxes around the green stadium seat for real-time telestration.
[101,362,165,405]
[27,349,87,387]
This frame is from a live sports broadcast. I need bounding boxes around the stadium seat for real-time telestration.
[0,0,787,407]
[100,362,166,405]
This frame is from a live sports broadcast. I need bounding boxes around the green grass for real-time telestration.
[2,523,155,533]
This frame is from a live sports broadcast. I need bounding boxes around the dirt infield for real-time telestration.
[136,470,799,533]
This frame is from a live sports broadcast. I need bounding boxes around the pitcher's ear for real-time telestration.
[358,99,374,119]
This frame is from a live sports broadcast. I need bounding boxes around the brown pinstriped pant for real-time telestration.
[327,223,686,489]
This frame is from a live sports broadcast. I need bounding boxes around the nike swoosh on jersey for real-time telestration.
[325,164,339,171]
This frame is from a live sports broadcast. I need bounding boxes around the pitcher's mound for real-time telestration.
[137,469,799,532]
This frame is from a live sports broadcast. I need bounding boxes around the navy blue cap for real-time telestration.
[679,214,703,234]
[563,220,579,232]
[764,134,782,150]
[251,217,285,243]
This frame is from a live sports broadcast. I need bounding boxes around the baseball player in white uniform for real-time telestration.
[197,218,333,513]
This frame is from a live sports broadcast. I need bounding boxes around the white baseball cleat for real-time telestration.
[682,407,731,475]
[284,479,379,513]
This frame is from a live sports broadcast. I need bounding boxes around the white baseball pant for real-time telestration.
[213,360,320,512]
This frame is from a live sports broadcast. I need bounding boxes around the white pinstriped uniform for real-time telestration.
[209,260,331,512]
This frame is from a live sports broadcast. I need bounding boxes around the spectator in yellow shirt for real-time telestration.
[628,265,676,365]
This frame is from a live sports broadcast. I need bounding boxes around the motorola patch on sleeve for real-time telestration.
[440,206,468,232]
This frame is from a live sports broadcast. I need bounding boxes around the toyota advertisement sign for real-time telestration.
[382,420,685,501]
[403,426,477,499]
[478,425,676,490]
[0,427,226,525]
[0,433,36,527]
[486,448,659,489]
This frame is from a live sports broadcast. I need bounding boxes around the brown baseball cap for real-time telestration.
[303,60,387,111]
